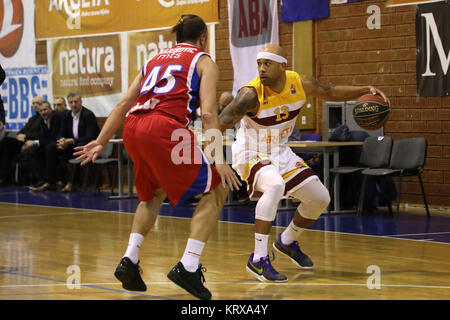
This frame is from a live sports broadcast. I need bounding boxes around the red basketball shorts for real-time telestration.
[123,113,221,206]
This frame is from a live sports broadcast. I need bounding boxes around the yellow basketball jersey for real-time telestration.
[235,70,306,150]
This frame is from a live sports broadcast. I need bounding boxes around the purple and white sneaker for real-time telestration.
[273,233,314,269]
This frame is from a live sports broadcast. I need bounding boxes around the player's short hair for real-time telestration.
[172,14,207,43]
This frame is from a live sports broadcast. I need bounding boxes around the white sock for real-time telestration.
[124,233,144,264]
[281,221,305,245]
[253,233,269,263]
[180,238,205,272]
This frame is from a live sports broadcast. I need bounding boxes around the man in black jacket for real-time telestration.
[16,96,45,143]
[23,101,63,188]
[0,95,45,185]
[32,92,100,192]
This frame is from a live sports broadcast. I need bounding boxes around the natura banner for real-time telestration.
[50,34,122,99]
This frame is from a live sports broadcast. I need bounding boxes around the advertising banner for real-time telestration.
[416,2,450,96]
[35,0,218,39]
[50,34,122,99]
[0,0,36,68]
[0,66,48,130]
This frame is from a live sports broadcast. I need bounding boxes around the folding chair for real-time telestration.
[329,136,393,214]
[360,137,430,217]
[68,135,117,192]
[92,139,118,194]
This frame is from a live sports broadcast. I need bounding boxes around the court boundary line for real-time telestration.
[385,231,450,237]
[1,201,450,246]
[0,212,92,219]
[0,270,174,300]
[306,228,450,246]
[2,281,450,290]
[0,200,136,215]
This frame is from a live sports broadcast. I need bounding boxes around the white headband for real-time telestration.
[257,52,288,64]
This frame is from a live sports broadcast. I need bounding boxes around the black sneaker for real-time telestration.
[167,262,212,300]
[246,253,287,282]
[114,257,147,291]
[273,233,314,269]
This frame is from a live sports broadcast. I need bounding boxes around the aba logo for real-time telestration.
[231,0,272,48]
[0,0,23,57]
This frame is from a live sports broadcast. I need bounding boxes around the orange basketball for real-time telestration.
[353,94,390,130]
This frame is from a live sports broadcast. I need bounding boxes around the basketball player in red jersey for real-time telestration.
[74,15,241,300]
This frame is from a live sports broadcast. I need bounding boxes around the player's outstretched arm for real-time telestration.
[74,72,143,165]
[300,75,389,104]
[219,87,259,131]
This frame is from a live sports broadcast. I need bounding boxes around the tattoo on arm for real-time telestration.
[301,74,337,99]
[314,79,332,93]
[219,88,258,129]
[307,76,338,99]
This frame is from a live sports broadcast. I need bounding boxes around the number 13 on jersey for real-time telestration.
[275,106,289,122]
[141,64,184,94]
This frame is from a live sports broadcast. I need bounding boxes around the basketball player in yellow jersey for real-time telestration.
[219,44,389,282]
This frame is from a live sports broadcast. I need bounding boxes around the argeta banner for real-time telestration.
[35,0,218,39]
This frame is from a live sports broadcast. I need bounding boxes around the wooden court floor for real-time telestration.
[1,203,450,300]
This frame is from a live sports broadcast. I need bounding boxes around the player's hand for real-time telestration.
[368,86,390,105]
[215,163,242,191]
[73,140,104,166]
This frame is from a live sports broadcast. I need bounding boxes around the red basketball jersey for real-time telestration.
[129,43,207,127]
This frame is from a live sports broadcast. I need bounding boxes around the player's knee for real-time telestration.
[211,184,228,204]
[256,167,285,199]
[307,184,330,214]
[315,187,331,210]
[266,176,285,199]
[298,195,329,220]
[294,179,330,220]
[255,173,285,222]
[153,189,167,202]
